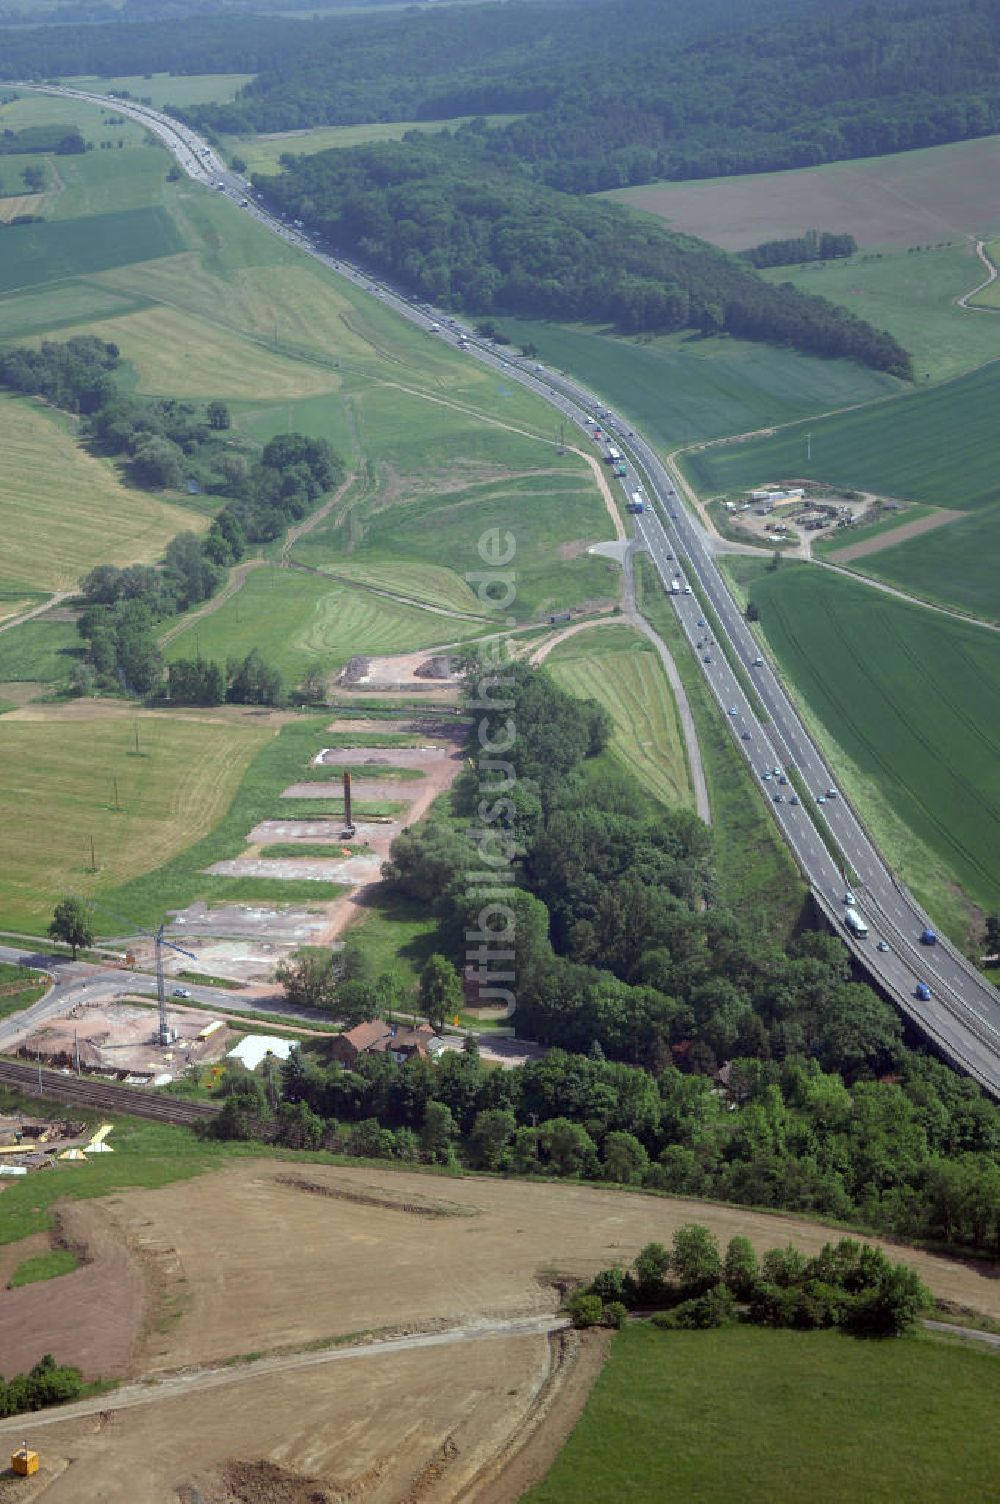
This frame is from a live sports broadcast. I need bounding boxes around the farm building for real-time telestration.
[328,1020,445,1067]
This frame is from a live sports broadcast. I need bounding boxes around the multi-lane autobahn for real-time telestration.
[20,84,1000,1098]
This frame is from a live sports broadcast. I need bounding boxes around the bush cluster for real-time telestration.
[577,1224,931,1338]
[0,1354,84,1418]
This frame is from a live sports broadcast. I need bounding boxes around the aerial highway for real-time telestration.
[19,85,1000,1098]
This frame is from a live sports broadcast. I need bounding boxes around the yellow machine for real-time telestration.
[11,1443,39,1476]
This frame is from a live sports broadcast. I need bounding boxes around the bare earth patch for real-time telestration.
[1,1161,996,1501]
[46,1160,999,1381]
[0,1202,145,1380]
[825,507,964,562]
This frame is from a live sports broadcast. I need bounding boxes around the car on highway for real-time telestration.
[920,927,938,946]
[703,653,712,663]
[844,891,856,906]
[741,730,751,741]
[762,770,772,781]
[826,788,838,799]
[877,940,890,953]
[697,618,705,626]
[817,795,827,804]
[789,795,800,806]
[752,656,764,667]
[773,793,783,802]
[915,982,932,1002]
[727,706,737,717]
[172,987,192,999]
[778,775,788,785]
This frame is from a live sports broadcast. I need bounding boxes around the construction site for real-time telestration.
[14,1001,234,1085]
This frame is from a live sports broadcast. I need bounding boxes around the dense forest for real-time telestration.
[260,138,911,374]
[4,0,1000,188]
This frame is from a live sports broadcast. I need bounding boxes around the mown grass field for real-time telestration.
[684,359,1000,510]
[0,393,204,593]
[502,316,898,453]
[763,243,1000,383]
[0,706,275,932]
[728,557,1000,926]
[0,618,81,683]
[69,301,342,400]
[163,567,487,683]
[232,113,522,174]
[547,627,693,808]
[297,463,620,621]
[604,131,1000,251]
[526,1324,999,1504]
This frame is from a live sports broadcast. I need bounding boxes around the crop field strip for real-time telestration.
[684,358,1000,510]
[730,559,1000,913]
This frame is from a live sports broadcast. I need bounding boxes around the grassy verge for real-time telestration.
[7,1248,79,1288]
[525,1323,999,1504]
[635,558,805,934]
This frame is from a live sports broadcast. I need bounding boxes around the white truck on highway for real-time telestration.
[844,907,869,938]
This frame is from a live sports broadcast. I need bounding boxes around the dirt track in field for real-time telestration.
[826,507,963,562]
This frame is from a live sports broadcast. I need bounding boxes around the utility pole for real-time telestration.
[806,432,812,463]
[89,835,96,872]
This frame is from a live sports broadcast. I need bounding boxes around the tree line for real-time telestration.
[569,1223,931,1339]
[740,231,858,271]
[0,337,342,700]
[259,138,912,376]
[0,124,86,155]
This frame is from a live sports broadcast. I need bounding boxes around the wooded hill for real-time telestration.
[260,138,912,376]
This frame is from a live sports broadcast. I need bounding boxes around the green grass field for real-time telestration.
[728,557,1000,926]
[684,359,1000,510]
[502,317,898,452]
[0,707,275,932]
[526,1324,999,1504]
[547,627,693,808]
[231,113,522,174]
[0,618,82,683]
[841,500,1000,622]
[163,567,487,682]
[762,243,1000,383]
[0,207,182,294]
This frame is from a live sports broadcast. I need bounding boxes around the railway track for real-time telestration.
[0,1059,221,1125]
